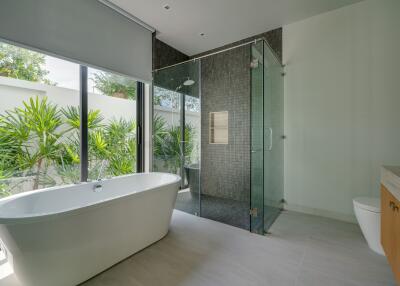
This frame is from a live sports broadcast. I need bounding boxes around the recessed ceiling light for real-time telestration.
[163,4,170,10]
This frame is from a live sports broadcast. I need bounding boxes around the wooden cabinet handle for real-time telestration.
[390,201,399,212]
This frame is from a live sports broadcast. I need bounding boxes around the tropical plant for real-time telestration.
[0,96,139,197]
[0,95,197,197]
[152,115,169,156]
[0,97,66,189]
[92,72,136,100]
[56,106,106,183]
[105,118,137,175]
[0,134,18,196]
[88,118,137,178]
[0,43,55,85]
[152,114,195,174]
[58,107,137,180]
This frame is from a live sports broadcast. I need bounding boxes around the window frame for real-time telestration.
[136,81,145,173]
[79,67,146,181]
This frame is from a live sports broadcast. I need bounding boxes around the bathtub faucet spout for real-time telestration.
[93,184,103,192]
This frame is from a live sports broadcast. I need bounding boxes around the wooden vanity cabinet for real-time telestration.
[381,184,400,284]
[395,200,400,284]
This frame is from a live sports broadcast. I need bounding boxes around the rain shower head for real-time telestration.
[183,79,195,86]
[250,58,259,69]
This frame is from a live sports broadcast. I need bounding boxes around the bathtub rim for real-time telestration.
[0,172,180,225]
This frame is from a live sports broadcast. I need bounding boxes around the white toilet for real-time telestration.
[353,197,384,255]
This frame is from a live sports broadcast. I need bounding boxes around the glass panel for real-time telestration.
[183,84,201,212]
[153,61,200,215]
[0,41,79,197]
[263,41,284,232]
[250,41,265,234]
[152,82,182,175]
[87,68,137,180]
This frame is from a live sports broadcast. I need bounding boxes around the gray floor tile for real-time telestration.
[0,210,395,286]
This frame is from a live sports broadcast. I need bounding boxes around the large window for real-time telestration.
[0,42,80,197]
[0,41,143,198]
[88,68,138,180]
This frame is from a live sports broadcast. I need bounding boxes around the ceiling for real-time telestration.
[109,0,363,56]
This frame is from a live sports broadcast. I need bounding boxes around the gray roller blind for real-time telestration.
[0,0,152,83]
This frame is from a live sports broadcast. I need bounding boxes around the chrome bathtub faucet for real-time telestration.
[93,183,103,192]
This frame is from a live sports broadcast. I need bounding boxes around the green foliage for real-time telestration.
[152,114,195,174]
[0,95,198,197]
[0,43,55,85]
[105,119,137,175]
[0,97,66,190]
[152,115,168,157]
[60,107,137,180]
[88,118,137,178]
[0,135,18,196]
[92,72,136,100]
[0,96,137,197]
[61,106,104,130]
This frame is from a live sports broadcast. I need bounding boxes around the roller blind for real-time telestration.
[0,0,152,83]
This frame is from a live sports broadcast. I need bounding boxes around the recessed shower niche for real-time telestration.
[209,111,228,144]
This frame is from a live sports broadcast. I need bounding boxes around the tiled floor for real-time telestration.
[175,190,250,229]
[1,210,395,286]
[175,190,281,232]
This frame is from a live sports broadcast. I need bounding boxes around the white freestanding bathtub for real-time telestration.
[0,172,180,286]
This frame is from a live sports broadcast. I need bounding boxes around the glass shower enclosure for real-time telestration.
[152,39,283,234]
[250,40,284,234]
[152,60,201,216]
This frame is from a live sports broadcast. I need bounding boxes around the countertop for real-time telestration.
[381,166,400,201]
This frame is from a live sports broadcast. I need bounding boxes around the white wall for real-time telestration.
[283,0,400,222]
[0,76,136,122]
[154,106,200,129]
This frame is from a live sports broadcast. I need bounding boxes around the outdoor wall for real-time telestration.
[154,105,200,130]
[283,0,400,222]
[0,76,136,121]
[0,77,200,130]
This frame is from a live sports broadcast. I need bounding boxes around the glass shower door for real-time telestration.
[250,40,284,234]
[263,42,284,232]
[250,41,265,234]
[153,60,201,215]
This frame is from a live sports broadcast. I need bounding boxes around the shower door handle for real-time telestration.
[266,127,273,151]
